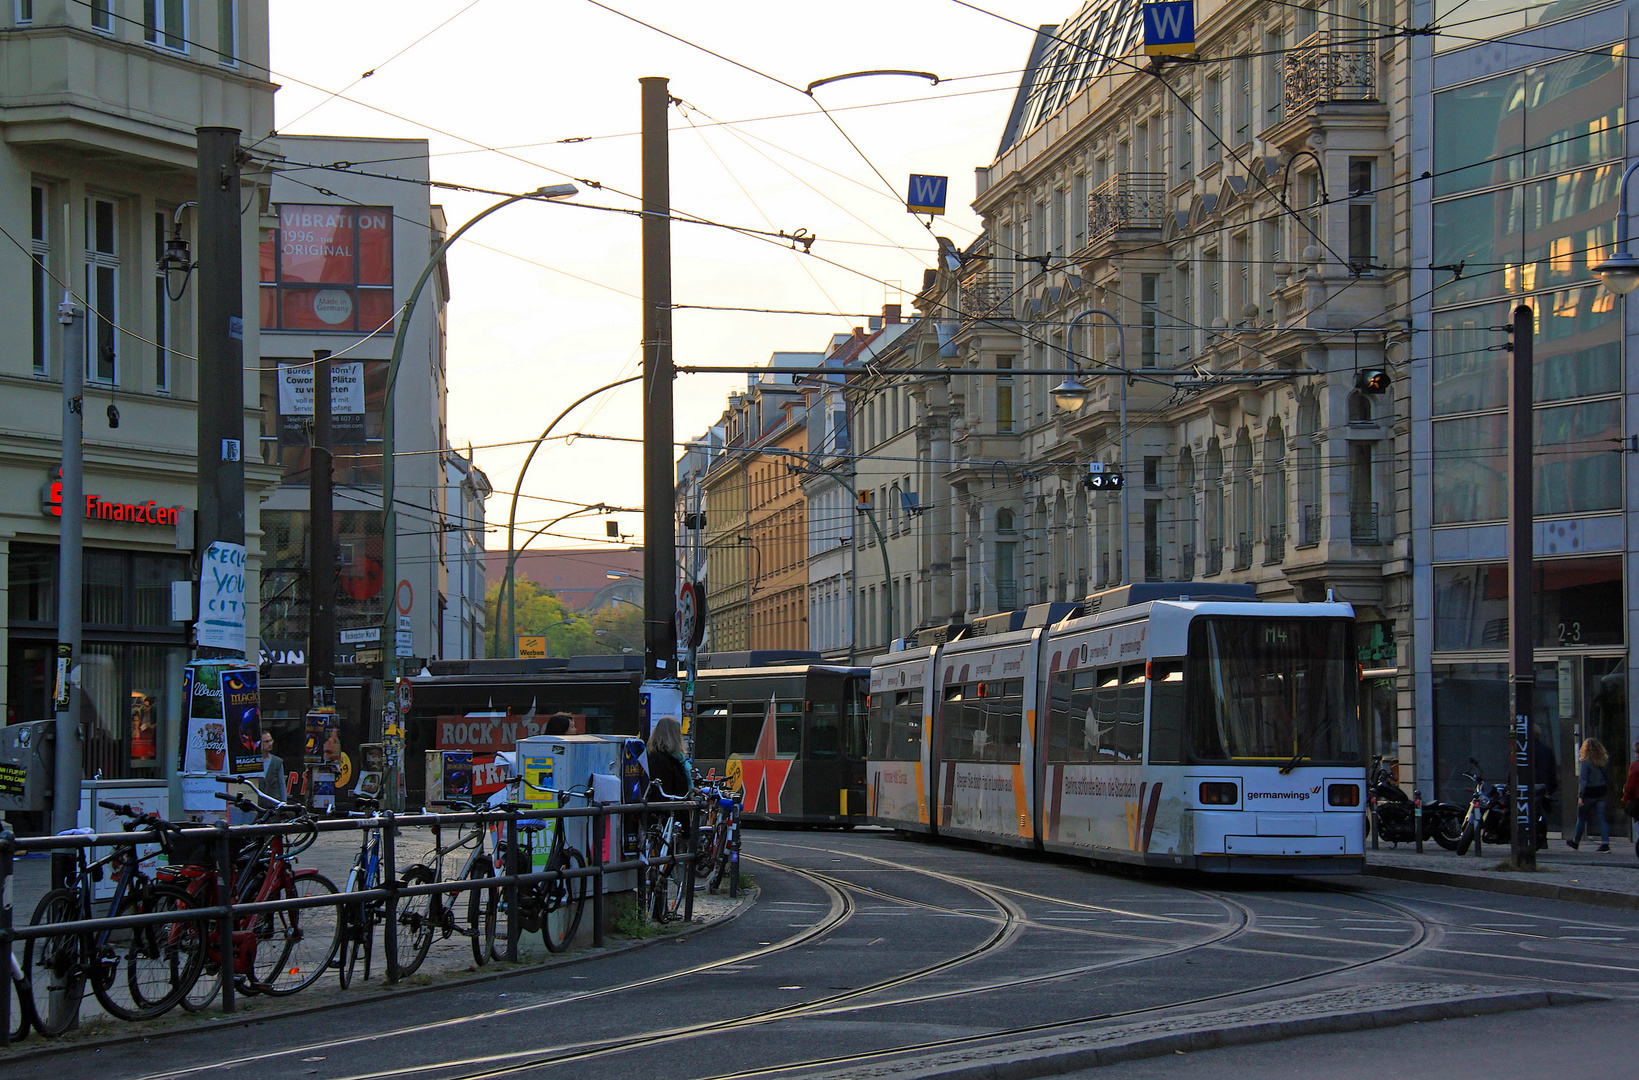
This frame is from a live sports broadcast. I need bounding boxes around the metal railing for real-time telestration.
[1283,30,1376,114]
[1299,505,1322,547]
[959,269,1014,323]
[996,582,1018,610]
[1144,545,1164,582]
[1233,533,1254,571]
[1087,172,1166,240]
[0,798,701,1042]
[1265,524,1287,564]
[1205,544,1224,576]
[1180,544,1196,578]
[1350,500,1381,543]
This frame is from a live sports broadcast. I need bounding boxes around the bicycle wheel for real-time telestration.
[465,856,497,967]
[541,849,586,953]
[10,947,38,1042]
[394,865,439,977]
[24,889,86,1038]
[692,821,720,883]
[94,884,205,1021]
[251,871,340,996]
[336,904,363,990]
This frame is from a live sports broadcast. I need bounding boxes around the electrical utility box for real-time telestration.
[513,733,639,892]
[0,720,56,812]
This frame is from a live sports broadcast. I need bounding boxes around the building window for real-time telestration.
[1204,76,1223,167]
[996,541,1017,610]
[217,0,237,64]
[996,355,1014,433]
[1173,93,1193,177]
[1233,57,1252,145]
[1144,456,1161,488]
[1140,273,1158,367]
[1348,158,1376,274]
[153,211,170,392]
[90,0,111,32]
[31,185,49,376]
[1071,173,1086,250]
[85,197,119,386]
[145,0,186,50]
[16,0,32,24]
[260,204,396,333]
[1264,30,1285,123]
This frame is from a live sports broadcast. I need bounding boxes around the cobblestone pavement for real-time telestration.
[1365,832,1639,903]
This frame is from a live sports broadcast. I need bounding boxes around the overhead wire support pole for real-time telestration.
[51,282,84,842]
[1507,305,1537,870]
[641,76,678,682]
[309,349,336,711]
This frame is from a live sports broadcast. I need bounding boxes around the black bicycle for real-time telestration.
[484,784,589,955]
[24,804,206,1035]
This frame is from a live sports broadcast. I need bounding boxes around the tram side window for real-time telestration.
[1147,660,1186,764]
[940,684,977,762]
[695,706,730,760]
[988,680,1025,762]
[895,690,923,760]
[1114,666,1145,762]
[1047,672,1080,763]
[806,701,839,758]
[868,692,892,758]
[729,702,767,756]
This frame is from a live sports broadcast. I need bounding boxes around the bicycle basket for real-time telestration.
[161,829,218,870]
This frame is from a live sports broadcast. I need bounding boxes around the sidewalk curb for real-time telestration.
[0,886,758,1063]
[1365,863,1639,910]
[835,989,1603,1080]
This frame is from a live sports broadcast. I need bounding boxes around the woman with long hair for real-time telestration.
[1568,737,1611,852]
[646,717,691,800]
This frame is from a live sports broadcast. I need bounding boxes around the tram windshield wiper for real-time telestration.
[1280,714,1333,775]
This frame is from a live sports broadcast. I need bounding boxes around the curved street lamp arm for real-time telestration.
[806,69,940,93]
[501,375,644,651]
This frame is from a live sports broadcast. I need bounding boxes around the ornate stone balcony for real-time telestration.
[1086,172,1166,241]
[1282,30,1376,113]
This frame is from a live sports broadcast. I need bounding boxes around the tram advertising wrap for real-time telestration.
[866,584,1367,875]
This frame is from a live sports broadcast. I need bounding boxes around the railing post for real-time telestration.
[504,811,519,962]
[728,795,741,899]
[382,811,399,984]
[1,829,13,1047]
[683,800,696,925]
[591,806,605,948]
[1414,790,1424,854]
[216,821,236,1014]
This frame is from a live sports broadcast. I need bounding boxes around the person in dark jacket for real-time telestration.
[646,717,691,799]
[1568,737,1610,851]
[1622,741,1639,839]
[544,712,573,735]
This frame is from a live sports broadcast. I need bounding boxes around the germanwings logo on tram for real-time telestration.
[1247,786,1323,802]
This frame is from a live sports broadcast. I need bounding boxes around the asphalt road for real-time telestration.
[9,828,1638,1080]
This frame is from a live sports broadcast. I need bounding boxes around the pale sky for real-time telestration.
[268,0,1071,550]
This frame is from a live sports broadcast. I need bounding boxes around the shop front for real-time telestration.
[1428,554,1627,835]
[4,471,194,819]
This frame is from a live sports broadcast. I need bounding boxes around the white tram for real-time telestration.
[866,583,1367,874]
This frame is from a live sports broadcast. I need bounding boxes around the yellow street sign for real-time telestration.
[517,635,547,659]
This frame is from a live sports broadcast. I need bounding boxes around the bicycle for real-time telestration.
[638,784,693,923]
[159,792,340,1007]
[399,798,503,971]
[24,803,205,1036]
[8,937,40,1042]
[691,774,741,894]
[484,782,590,956]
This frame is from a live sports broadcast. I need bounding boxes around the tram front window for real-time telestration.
[1186,617,1360,764]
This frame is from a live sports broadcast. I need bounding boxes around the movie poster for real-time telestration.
[179,660,246,774]
[221,668,261,776]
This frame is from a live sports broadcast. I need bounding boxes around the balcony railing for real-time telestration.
[1350,500,1381,543]
[1180,545,1195,579]
[959,268,1014,323]
[997,581,1018,610]
[1205,544,1224,576]
[1299,505,1322,547]
[1234,533,1254,571]
[1282,30,1376,114]
[1265,524,1287,565]
[1087,172,1166,240]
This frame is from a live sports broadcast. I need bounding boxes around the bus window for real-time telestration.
[696,706,729,760]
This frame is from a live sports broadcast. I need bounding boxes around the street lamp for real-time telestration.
[381,183,578,711]
[595,628,637,652]
[494,502,619,659]
[1056,308,1129,586]
[1593,161,1639,295]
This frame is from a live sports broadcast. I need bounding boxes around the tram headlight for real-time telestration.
[1198,781,1239,805]
[1327,783,1361,807]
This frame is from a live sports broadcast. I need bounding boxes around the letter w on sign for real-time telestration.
[906,174,948,216]
[1143,1,1196,55]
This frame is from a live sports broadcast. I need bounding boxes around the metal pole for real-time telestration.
[1,829,13,1046]
[503,811,519,962]
[194,126,246,658]
[858,501,893,643]
[591,807,605,948]
[1062,309,1128,586]
[215,822,236,1013]
[310,350,335,709]
[51,281,84,842]
[1508,304,1537,870]
[641,76,678,681]
[382,811,399,983]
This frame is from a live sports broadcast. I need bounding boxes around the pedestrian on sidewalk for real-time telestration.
[1622,740,1639,842]
[1568,737,1610,852]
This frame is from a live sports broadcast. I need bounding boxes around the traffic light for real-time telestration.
[1083,465,1124,491]
[1354,368,1391,394]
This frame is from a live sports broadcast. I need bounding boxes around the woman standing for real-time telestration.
[1567,737,1611,852]
[646,717,691,799]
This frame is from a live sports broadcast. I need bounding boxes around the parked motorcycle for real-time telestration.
[1455,758,1512,855]
[1369,755,1463,849]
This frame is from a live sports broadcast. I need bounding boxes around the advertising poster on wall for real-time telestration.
[198,542,248,653]
[277,361,367,444]
[521,748,555,870]
[179,660,235,774]
[221,668,261,776]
